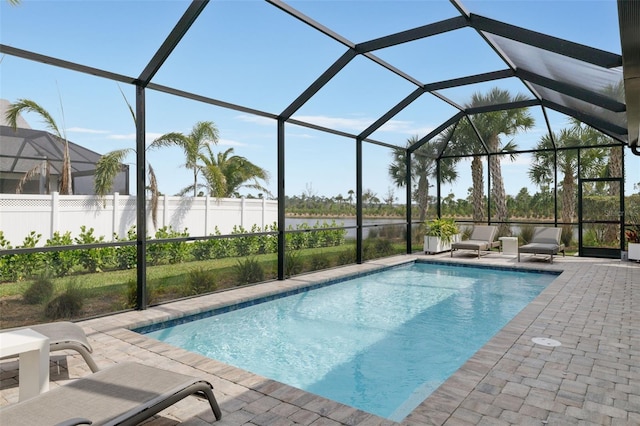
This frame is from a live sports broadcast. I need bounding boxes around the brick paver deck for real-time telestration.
[2,253,639,425]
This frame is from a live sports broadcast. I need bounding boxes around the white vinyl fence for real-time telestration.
[0,193,278,247]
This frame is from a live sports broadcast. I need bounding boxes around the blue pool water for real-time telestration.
[144,262,556,421]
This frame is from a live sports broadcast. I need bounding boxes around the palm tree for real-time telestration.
[389,135,458,222]
[198,144,270,198]
[362,188,379,208]
[93,95,172,228]
[94,140,178,228]
[347,189,355,205]
[151,121,219,196]
[447,121,487,223]
[449,88,534,232]
[5,99,73,194]
[529,124,607,244]
[529,129,580,236]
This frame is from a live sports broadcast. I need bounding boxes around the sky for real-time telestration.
[1,0,637,202]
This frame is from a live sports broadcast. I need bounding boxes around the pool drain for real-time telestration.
[531,337,561,347]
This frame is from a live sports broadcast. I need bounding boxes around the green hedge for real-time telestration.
[0,221,348,283]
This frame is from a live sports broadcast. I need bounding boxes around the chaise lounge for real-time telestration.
[518,226,565,264]
[0,362,222,425]
[451,225,499,259]
[2,321,99,373]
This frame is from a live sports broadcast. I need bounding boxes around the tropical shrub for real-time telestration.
[284,250,303,277]
[192,237,216,261]
[0,231,18,282]
[286,225,308,250]
[253,224,276,254]
[305,222,322,248]
[125,278,156,308]
[23,274,54,304]
[184,267,217,295]
[213,234,236,259]
[363,238,394,261]
[518,224,536,244]
[561,226,573,248]
[114,226,137,270]
[16,231,43,281]
[167,228,191,264]
[147,226,191,265]
[309,253,331,271]
[44,231,76,277]
[234,257,264,285]
[75,226,106,273]
[44,281,84,319]
[232,226,258,256]
[337,248,356,265]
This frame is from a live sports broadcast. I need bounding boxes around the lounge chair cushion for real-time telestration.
[518,242,564,255]
[518,227,565,263]
[451,240,492,251]
[451,225,498,258]
[466,225,497,243]
[0,362,222,426]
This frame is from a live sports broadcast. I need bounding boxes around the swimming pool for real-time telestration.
[142,261,557,421]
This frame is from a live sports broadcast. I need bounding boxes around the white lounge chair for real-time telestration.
[451,225,499,258]
[518,227,565,264]
[0,362,222,425]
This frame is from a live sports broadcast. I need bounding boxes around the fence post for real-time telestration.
[205,195,210,235]
[241,196,246,228]
[262,197,267,230]
[163,194,169,229]
[51,192,59,239]
[112,192,119,240]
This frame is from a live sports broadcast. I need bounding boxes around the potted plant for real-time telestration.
[424,218,461,254]
[625,215,640,261]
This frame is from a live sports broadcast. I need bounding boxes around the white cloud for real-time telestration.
[287,132,314,139]
[235,113,434,139]
[66,127,109,134]
[107,132,164,143]
[377,121,436,137]
[235,114,274,126]
[218,138,245,147]
[107,133,135,140]
[293,115,371,131]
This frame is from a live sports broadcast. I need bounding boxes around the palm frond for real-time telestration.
[175,185,195,197]
[148,164,159,229]
[191,121,219,146]
[148,132,187,150]
[117,83,136,124]
[94,148,133,198]
[5,99,61,137]
[16,161,48,194]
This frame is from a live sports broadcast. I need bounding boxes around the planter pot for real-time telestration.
[628,243,640,261]
[424,234,461,254]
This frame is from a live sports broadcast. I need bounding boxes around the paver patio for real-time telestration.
[1,253,639,425]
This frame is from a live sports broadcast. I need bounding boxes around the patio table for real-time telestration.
[0,328,49,401]
[499,236,519,256]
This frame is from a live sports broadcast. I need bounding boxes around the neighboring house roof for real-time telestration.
[1,125,102,176]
